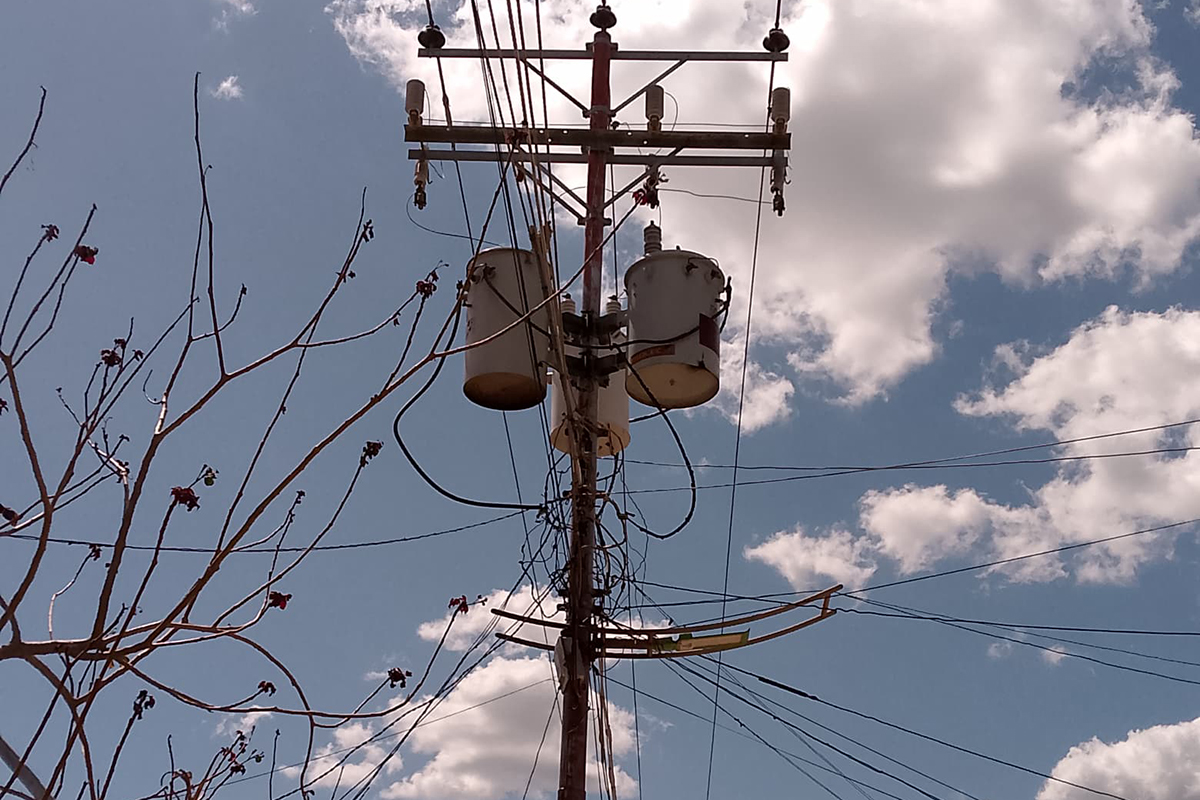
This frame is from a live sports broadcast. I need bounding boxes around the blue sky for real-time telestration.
[3,1,1200,799]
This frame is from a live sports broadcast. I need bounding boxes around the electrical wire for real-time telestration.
[8,511,529,554]
[843,599,1200,688]
[619,516,1200,612]
[705,47,777,799]
[605,672,910,800]
[716,659,1132,800]
[617,351,697,539]
[618,445,1200,494]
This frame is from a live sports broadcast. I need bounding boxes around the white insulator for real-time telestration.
[549,297,631,457]
[414,159,429,185]
[405,79,426,120]
[624,248,725,409]
[770,87,791,127]
[645,85,665,123]
[463,248,550,410]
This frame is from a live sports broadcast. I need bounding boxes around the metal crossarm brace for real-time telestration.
[409,148,777,167]
[406,125,789,151]
[419,48,788,62]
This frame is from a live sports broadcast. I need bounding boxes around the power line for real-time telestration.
[625,517,1200,611]
[717,659,1132,800]
[841,607,1200,637]
[6,511,529,554]
[843,601,1200,689]
[225,678,553,788]
[625,444,1200,475]
[705,47,775,800]
[606,672,910,800]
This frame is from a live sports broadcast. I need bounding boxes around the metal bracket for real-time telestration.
[561,310,625,342]
[564,352,623,380]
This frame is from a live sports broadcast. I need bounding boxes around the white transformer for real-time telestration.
[549,297,631,457]
[462,248,550,410]
[624,224,725,409]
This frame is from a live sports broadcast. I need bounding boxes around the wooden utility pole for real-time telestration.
[406,5,802,797]
[557,18,612,800]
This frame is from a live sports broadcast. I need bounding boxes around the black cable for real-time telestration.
[717,660,1133,800]
[405,199,506,249]
[666,659,849,800]
[392,353,543,512]
[848,599,1200,671]
[521,694,557,800]
[680,660,950,800]
[849,517,1200,595]
[840,606,1200,637]
[8,511,527,553]
[619,444,1200,495]
[605,672,909,800]
[618,517,1200,611]
[842,602,1200,688]
[625,444,1200,474]
[706,72,773,798]
[619,351,696,539]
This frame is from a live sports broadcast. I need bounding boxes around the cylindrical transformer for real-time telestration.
[770,86,791,127]
[645,84,665,130]
[549,297,631,457]
[624,236,725,409]
[463,248,550,410]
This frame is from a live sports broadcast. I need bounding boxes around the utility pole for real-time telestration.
[558,10,612,797]
[406,4,827,798]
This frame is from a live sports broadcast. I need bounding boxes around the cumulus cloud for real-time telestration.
[214,0,256,30]
[417,584,563,652]
[859,484,995,573]
[213,710,271,738]
[744,526,877,589]
[987,641,1014,659]
[374,590,640,798]
[211,76,244,100]
[747,307,1200,588]
[285,721,404,790]
[1038,717,1200,799]
[328,0,1200,415]
[711,331,795,431]
[382,655,636,799]
[1041,646,1070,666]
[947,306,1200,583]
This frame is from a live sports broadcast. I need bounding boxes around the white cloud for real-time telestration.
[214,0,256,30]
[389,590,639,798]
[1186,0,1200,25]
[214,710,271,738]
[987,641,1014,659]
[285,721,404,790]
[382,655,637,799]
[948,307,1200,583]
[859,484,995,573]
[1041,645,1070,666]
[333,0,1200,412]
[417,584,563,652]
[750,308,1200,587]
[1037,717,1200,800]
[710,330,795,431]
[211,76,244,101]
[745,526,876,590]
